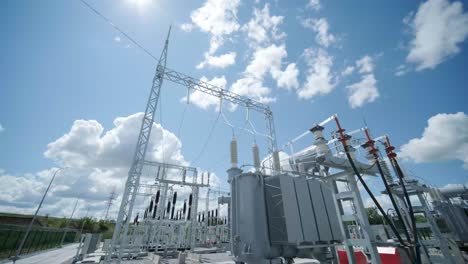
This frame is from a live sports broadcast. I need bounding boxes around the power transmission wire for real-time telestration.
[176,103,188,140]
[79,0,158,61]
[192,112,221,164]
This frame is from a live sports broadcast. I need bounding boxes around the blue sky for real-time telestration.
[0,0,467,217]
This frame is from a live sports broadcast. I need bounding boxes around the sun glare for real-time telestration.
[127,0,152,9]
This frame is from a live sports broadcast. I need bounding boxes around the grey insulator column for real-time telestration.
[253,143,261,172]
[230,137,238,168]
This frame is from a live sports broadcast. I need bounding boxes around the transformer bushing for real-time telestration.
[310,125,329,159]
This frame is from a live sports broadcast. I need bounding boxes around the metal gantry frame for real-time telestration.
[107,27,280,263]
[163,68,279,165]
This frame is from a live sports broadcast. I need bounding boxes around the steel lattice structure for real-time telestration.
[106,27,279,262]
[162,68,278,161]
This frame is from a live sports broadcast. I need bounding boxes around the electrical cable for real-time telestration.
[220,106,235,136]
[391,158,422,264]
[383,137,421,264]
[245,107,271,140]
[176,103,188,140]
[79,0,158,61]
[375,160,417,261]
[374,157,414,243]
[333,118,412,258]
[192,111,221,164]
[363,130,416,259]
[345,150,414,259]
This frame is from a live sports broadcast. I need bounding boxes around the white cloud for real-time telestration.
[346,74,379,108]
[399,112,468,169]
[184,4,295,109]
[114,36,121,43]
[0,166,127,218]
[0,123,3,133]
[344,55,379,108]
[307,0,321,10]
[356,55,374,73]
[1,113,222,218]
[271,63,300,90]
[0,170,50,209]
[242,4,285,47]
[184,0,240,67]
[297,48,336,99]
[180,23,194,32]
[395,64,410,76]
[196,52,237,69]
[302,18,336,47]
[45,113,186,168]
[230,44,297,102]
[182,76,227,110]
[42,113,189,217]
[341,66,355,76]
[405,0,468,70]
[246,44,287,79]
[231,76,276,104]
[226,4,296,104]
[364,194,393,210]
[189,0,240,52]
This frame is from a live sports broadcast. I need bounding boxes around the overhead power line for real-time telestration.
[79,0,159,61]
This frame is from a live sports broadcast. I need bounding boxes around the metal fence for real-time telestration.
[0,224,78,260]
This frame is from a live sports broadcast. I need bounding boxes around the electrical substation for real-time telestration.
[64,28,468,264]
[5,4,468,264]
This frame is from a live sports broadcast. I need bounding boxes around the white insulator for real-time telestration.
[315,142,329,157]
[252,144,260,172]
[230,137,238,168]
[312,130,324,140]
[311,125,329,157]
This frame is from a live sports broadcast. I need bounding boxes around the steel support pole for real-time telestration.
[60,198,80,247]
[11,167,67,263]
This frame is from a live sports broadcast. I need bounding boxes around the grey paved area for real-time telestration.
[1,244,78,264]
[109,252,319,264]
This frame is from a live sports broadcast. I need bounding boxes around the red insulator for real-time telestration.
[386,146,395,152]
[369,149,379,155]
